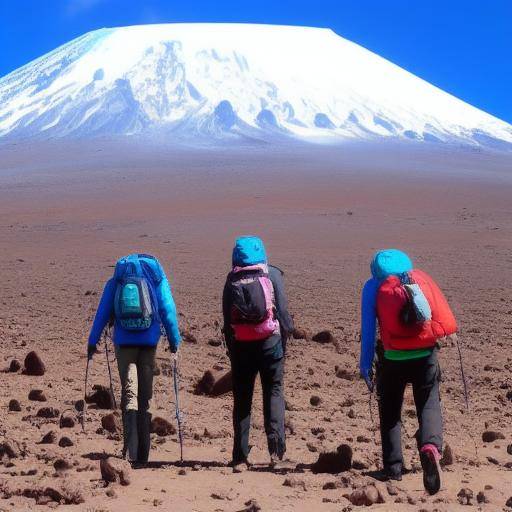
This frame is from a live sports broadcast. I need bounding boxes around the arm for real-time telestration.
[269,266,294,343]
[88,279,116,347]
[360,278,379,388]
[222,278,235,355]
[156,275,182,353]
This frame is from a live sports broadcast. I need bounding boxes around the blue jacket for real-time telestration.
[88,254,182,352]
[359,249,413,383]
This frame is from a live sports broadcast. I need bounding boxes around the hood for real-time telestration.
[232,236,267,267]
[371,249,413,280]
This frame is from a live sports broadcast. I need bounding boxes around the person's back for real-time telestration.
[359,249,457,494]
[88,253,182,463]
[222,236,293,471]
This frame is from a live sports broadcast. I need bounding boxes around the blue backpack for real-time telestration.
[114,254,161,331]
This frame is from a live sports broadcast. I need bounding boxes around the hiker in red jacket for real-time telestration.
[360,249,457,494]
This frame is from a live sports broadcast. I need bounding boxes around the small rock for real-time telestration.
[241,499,261,512]
[507,444,512,456]
[40,431,57,444]
[59,411,76,428]
[8,359,21,372]
[87,385,115,409]
[311,444,352,474]
[194,369,232,396]
[54,459,72,473]
[106,488,117,498]
[37,407,60,418]
[24,351,46,376]
[181,330,197,344]
[477,491,489,504]
[335,367,355,380]
[100,457,131,486]
[101,412,122,434]
[283,476,307,491]
[457,488,474,505]
[312,330,335,344]
[28,389,47,402]
[482,431,505,443]
[207,339,222,347]
[345,485,383,506]
[386,482,399,495]
[506,496,512,507]
[292,328,309,340]
[310,395,322,406]
[0,440,20,459]
[151,417,176,436]
[440,443,454,466]
[8,399,21,412]
[58,437,74,448]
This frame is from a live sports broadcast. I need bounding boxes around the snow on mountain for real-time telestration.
[1,23,511,148]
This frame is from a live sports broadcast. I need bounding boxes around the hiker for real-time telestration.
[222,236,294,471]
[359,249,457,494]
[87,253,181,463]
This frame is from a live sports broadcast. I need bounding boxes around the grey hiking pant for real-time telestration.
[230,341,286,464]
[376,349,443,475]
[115,345,156,413]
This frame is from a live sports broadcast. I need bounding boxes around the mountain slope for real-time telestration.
[1,23,511,147]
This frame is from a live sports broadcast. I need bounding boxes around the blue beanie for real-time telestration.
[232,236,267,267]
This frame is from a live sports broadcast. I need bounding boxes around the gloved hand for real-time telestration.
[361,368,374,393]
[170,346,179,362]
[87,345,97,361]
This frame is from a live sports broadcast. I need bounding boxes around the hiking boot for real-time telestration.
[122,410,139,462]
[420,444,442,495]
[232,461,249,473]
[137,411,152,463]
[372,468,402,482]
[269,453,283,470]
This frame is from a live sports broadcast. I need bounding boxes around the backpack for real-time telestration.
[228,264,280,342]
[114,255,158,331]
[376,269,457,351]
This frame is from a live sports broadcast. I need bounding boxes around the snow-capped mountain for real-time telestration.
[1,23,511,148]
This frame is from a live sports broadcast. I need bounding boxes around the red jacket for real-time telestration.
[376,269,457,351]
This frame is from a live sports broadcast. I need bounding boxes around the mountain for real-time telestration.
[1,23,511,148]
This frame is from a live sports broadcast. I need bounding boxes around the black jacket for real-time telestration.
[222,265,294,355]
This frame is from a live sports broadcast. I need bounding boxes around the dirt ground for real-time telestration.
[0,139,511,511]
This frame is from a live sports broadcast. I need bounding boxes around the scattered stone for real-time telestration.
[74,399,84,412]
[100,457,131,486]
[240,499,261,512]
[178,468,187,476]
[207,339,222,347]
[457,488,474,505]
[284,416,296,435]
[24,351,46,376]
[153,362,161,376]
[507,444,512,455]
[311,444,352,474]
[335,367,355,380]
[356,435,371,443]
[482,431,505,443]
[28,389,47,402]
[292,328,309,340]
[58,437,74,448]
[151,417,176,436]
[312,330,335,344]
[345,485,384,506]
[347,409,355,419]
[0,440,20,459]
[283,476,307,491]
[181,330,197,344]
[37,407,60,418]
[101,412,122,434]
[22,482,84,505]
[106,488,117,498]
[440,443,454,466]
[59,411,76,428]
[386,482,399,495]
[87,385,115,409]
[53,459,72,473]
[310,395,322,406]
[194,369,232,396]
[40,431,57,444]
[211,490,235,500]
[8,359,21,373]
[477,491,489,504]
[506,497,512,507]
[8,399,21,412]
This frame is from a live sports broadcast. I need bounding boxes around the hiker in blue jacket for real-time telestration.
[88,253,181,463]
[223,236,294,472]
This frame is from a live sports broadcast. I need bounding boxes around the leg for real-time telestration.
[136,346,157,463]
[377,360,407,476]
[231,350,258,464]
[116,346,139,461]
[260,354,286,460]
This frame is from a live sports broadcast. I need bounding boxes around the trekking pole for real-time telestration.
[172,356,184,463]
[454,335,470,413]
[104,328,117,410]
[82,357,91,432]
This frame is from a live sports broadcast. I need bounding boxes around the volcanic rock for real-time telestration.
[240,499,261,512]
[54,458,72,472]
[335,367,355,380]
[8,399,21,412]
[28,389,47,402]
[0,440,20,459]
[58,437,74,448]
[151,416,176,436]
[311,444,352,474]
[457,488,474,505]
[482,431,505,443]
[312,330,335,344]
[8,359,21,372]
[87,384,115,409]
[100,457,131,485]
[195,369,232,396]
[310,395,322,406]
[477,491,489,504]
[507,444,512,455]
[345,485,384,506]
[440,443,454,466]
[40,431,57,444]
[37,407,60,418]
[181,330,197,344]
[59,411,76,428]
[292,328,310,340]
[283,476,307,491]
[24,351,45,376]
[101,412,122,434]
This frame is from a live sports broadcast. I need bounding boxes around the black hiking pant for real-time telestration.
[376,349,442,475]
[230,341,286,464]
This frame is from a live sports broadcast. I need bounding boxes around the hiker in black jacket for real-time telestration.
[222,236,293,472]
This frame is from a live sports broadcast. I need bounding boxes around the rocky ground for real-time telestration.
[0,140,511,511]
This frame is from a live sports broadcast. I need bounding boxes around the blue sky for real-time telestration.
[2,0,511,123]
